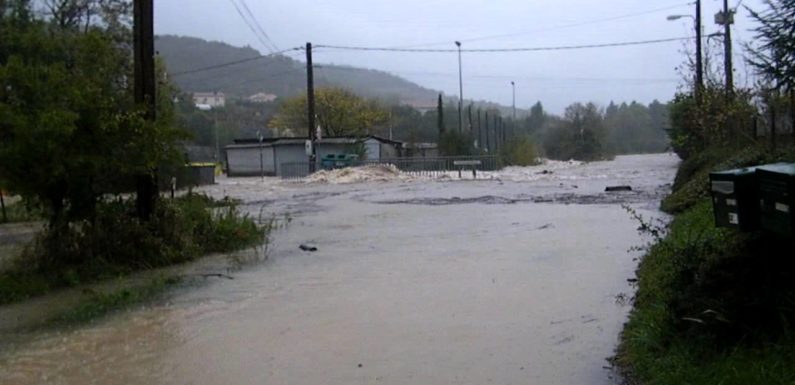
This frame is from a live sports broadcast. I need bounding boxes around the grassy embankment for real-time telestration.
[0,194,269,316]
[615,144,795,384]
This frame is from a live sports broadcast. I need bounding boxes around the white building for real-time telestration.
[192,92,225,108]
[247,92,278,103]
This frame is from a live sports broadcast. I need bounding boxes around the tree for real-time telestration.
[746,0,795,91]
[268,87,388,137]
[526,101,546,133]
[746,0,795,138]
[0,0,183,224]
[542,103,608,161]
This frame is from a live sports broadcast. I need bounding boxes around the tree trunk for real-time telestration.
[135,173,157,220]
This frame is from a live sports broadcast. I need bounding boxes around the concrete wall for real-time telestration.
[226,145,275,176]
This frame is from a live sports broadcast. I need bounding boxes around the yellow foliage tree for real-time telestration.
[268,87,388,137]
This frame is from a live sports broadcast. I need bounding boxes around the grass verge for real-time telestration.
[49,275,182,325]
[616,144,795,385]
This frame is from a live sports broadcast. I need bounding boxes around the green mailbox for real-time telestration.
[757,163,795,238]
[709,167,761,231]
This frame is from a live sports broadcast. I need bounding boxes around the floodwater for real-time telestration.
[0,153,678,385]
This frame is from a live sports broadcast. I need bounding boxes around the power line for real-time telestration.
[316,36,691,53]
[387,2,693,48]
[169,47,301,77]
[227,0,275,53]
[169,36,686,79]
[312,64,679,82]
[237,0,280,51]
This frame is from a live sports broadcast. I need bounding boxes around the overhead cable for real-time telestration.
[316,36,691,53]
[170,47,302,77]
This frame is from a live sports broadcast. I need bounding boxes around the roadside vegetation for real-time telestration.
[616,1,795,383]
[0,2,269,308]
[0,194,267,304]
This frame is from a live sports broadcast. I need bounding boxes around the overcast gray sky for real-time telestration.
[155,0,764,113]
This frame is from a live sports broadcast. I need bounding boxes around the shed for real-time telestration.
[225,135,403,177]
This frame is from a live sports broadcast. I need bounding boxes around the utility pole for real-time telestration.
[133,0,156,219]
[720,0,733,97]
[695,0,703,103]
[306,42,317,172]
[455,41,463,133]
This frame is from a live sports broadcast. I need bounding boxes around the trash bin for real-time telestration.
[709,166,761,231]
[756,163,795,238]
[321,154,337,170]
[334,154,358,168]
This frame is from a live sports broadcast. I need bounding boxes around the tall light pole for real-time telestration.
[455,41,463,133]
[667,0,703,102]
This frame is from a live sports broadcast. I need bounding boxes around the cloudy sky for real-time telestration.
[155,0,764,113]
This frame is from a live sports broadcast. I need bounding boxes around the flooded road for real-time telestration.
[0,153,678,385]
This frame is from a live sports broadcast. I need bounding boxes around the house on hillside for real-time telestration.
[247,92,278,103]
[225,135,403,177]
[192,91,225,108]
[403,100,437,115]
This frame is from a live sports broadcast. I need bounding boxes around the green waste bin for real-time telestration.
[757,163,795,238]
[320,154,337,170]
[709,167,761,231]
[333,153,358,168]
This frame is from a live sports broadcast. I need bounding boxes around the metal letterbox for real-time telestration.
[709,167,760,231]
[757,163,795,238]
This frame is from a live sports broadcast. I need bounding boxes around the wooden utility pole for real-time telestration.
[721,0,733,97]
[306,42,317,172]
[770,92,777,150]
[134,0,157,219]
[695,0,704,103]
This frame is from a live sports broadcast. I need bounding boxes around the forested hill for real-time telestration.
[156,35,438,104]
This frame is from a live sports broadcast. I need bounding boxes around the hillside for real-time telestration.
[156,35,439,105]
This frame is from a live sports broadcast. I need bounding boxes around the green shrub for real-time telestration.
[0,194,266,304]
[499,136,540,166]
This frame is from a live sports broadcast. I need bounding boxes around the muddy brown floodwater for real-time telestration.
[0,153,678,385]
